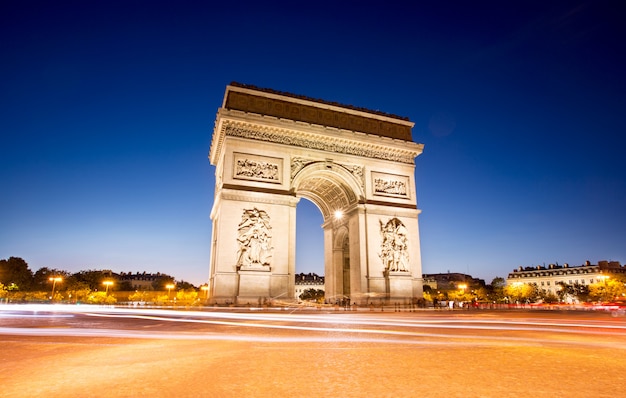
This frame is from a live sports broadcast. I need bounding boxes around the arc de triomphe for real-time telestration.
[208,83,424,305]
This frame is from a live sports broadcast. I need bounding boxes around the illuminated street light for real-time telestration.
[103,280,114,294]
[166,283,175,299]
[49,277,63,301]
[200,285,209,300]
[458,284,467,291]
[334,210,343,220]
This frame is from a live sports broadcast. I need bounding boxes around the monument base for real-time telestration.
[237,269,271,305]
[386,271,414,300]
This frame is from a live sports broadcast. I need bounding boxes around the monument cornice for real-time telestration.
[211,116,423,165]
[224,84,414,140]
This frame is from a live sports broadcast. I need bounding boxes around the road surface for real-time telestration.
[1,304,625,397]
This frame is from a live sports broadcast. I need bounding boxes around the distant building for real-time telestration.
[422,272,485,291]
[294,273,325,301]
[117,272,163,290]
[506,260,625,295]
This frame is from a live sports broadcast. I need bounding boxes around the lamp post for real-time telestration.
[166,283,175,299]
[49,277,62,301]
[201,285,209,300]
[103,280,114,295]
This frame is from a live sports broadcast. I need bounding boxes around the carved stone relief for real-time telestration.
[236,159,279,181]
[291,157,364,190]
[224,124,416,164]
[341,163,364,189]
[379,218,409,272]
[290,157,314,179]
[372,172,409,198]
[234,153,281,183]
[237,208,273,270]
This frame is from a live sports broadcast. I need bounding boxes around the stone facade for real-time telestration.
[208,83,425,304]
[506,260,625,295]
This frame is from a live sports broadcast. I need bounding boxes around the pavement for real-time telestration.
[1,305,625,397]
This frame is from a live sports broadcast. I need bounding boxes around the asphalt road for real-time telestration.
[1,305,625,398]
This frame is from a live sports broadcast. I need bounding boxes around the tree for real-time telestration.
[505,282,538,303]
[177,280,196,290]
[588,275,626,302]
[299,288,325,303]
[473,286,489,301]
[33,267,70,291]
[555,282,590,303]
[0,257,34,290]
[0,282,7,302]
[151,273,176,290]
[175,289,199,306]
[87,291,117,304]
[488,277,507,302]
[71,269,114,290]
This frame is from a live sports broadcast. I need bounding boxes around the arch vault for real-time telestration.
[208,83,424,305]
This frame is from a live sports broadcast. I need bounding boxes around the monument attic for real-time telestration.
[208,83,425,305]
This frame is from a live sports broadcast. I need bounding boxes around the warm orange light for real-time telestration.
[166,283,175,299]
[103,280,114,294]
[49,277,63,300]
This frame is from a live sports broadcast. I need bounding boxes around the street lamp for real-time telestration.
[166,283,175,299]
[49,277,62,301]
[103,280,114,294]
[200,284,209,300]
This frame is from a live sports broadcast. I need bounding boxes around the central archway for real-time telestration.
[208,83,424,305]
[292,161,362,302]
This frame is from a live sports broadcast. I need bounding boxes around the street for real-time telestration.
[1,305,625,397]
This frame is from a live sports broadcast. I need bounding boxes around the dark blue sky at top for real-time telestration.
[1,1,624,285]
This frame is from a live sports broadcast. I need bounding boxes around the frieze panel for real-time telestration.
[372,172,410,198]
[233,153,282,184]
[224,124,415,164]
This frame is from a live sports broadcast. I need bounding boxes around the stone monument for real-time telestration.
[208,83,424,305]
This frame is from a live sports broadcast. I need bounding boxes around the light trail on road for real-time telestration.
[2,304,625,350]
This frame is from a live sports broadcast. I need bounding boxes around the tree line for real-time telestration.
[0,256,199,304]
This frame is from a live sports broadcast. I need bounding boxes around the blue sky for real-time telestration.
[1,1,624,286]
